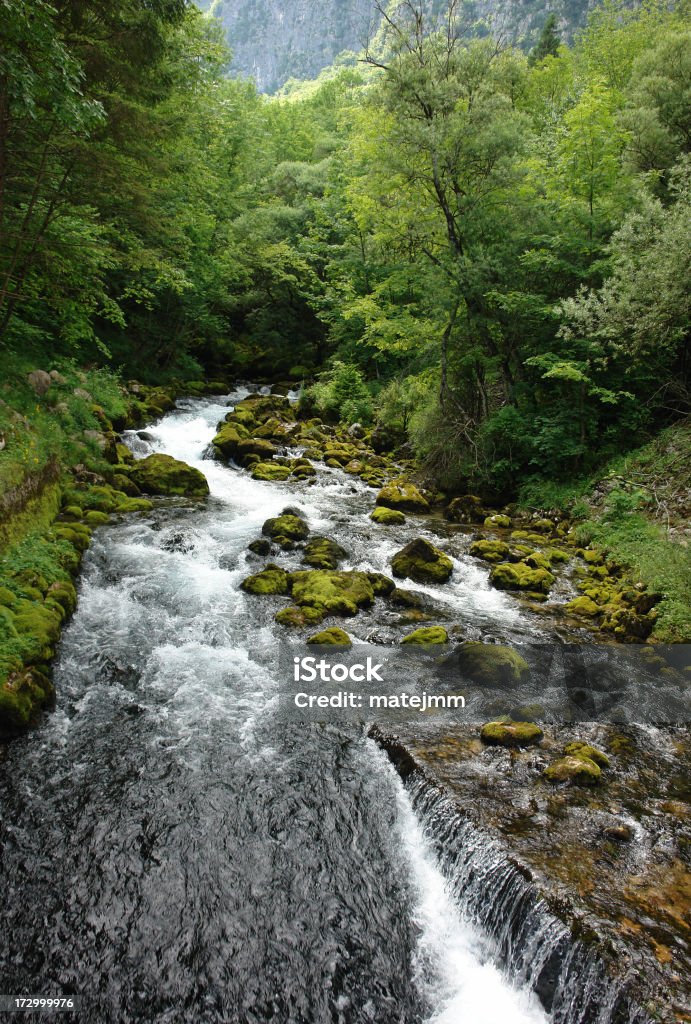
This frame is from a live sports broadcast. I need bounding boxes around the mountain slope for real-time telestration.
[198,0,593,93]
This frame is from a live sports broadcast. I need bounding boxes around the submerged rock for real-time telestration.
[129,454,209,498]
[275,605,324,627]
[457,642,530,685]
[480,720,544,747]
[376,481,430,513]
[248,539,272,556]
[391,538,453,584]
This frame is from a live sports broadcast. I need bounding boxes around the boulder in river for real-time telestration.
[263,514,309,542]
[289,570,375,617]
[489,561,554,595]
[469,539,510,563]
[303,536,347,570]
[370,506,406,526]
[444,495,484,523]
[484,514,511,529]
[307,627,352,646]
[480,720,544,747]
[367,572,396,596]
[376,480,429,514]
[544,755,602,785]
[251,462,291,482]
[275,605,324,627]
[241,565,290,596]
[401,626,449,646]
[564,741,610,768]
[211,422,250,459]
[457,642,530,685]
[129,454,209,498]
[391,538,453,584]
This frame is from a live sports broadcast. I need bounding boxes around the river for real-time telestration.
[0,389,641,1023]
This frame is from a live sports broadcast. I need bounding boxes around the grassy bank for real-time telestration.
[519,422,691,642]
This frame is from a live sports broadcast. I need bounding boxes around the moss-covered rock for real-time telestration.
[489,562,555,595]
[303,536,347,570]
[376,480,430,513]
[367,572,396,596]
[248,539,272,556]
[236,438,278,465]
[389,588,423,608]
[457,642,530,685]
[531,518,555,533]
[275,605,324,627]
[577,548,605,565]
[289,570,375,617]
[510,530,549,545]
[391,538,453,584]
[544,756,602,785]
[241,565,289,595]
[480,720,543,747]
[129,454,209,498]
[263,515,309,541]
[0,667,54,733]
[46,581,77,616]
[13,605,62,661]
[212,421,250,459]
[115,497,154,513]
[307,627,352,646]
[565,596,601,617]
[401,626,449,645]
[84,510,109,526]
[111,472,141,497]
[445,495,484,523]
[564,741,610,768]
[484,514,511,528]
[469,539,510,563]
[251,462,292,482]
[371,506,406,526]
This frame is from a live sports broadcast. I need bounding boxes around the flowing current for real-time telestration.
[0,390,568,1023]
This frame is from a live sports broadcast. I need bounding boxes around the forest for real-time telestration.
[1,0,689,499]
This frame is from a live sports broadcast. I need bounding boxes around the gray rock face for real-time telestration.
[199,0,592,94]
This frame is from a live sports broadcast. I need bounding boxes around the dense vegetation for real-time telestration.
[1,0,689,501]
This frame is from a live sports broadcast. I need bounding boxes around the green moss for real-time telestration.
[564,742,610,768]
[457,643,530,685]
[391,538,453,584]
[289,570,375,617]
[263,515,309,541]
[480,720,544,747]
[211,421,251,459]
[275,605,324,627]
[367,572,396,596]
[565,596,601,617]
[241,565,289,595]
[307,627,352,646]
[303,536,347,570]
[371,506,406,525]
[469,539,510,563]
[445,495,484,523]
[251,462,292,481]
[129,454,209,498]
[544,756,602,785]
[489,562,555,594]
[84,510,110,526]
[115,497,154,513]
[484,514,511,528]
[401,626,449,645]
[376,480,429,513]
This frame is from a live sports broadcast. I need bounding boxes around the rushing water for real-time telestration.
[0,390,621,1023]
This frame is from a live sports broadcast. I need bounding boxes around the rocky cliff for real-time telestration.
[198,0,593,93]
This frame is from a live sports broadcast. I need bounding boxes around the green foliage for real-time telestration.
[307,361,373,424]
